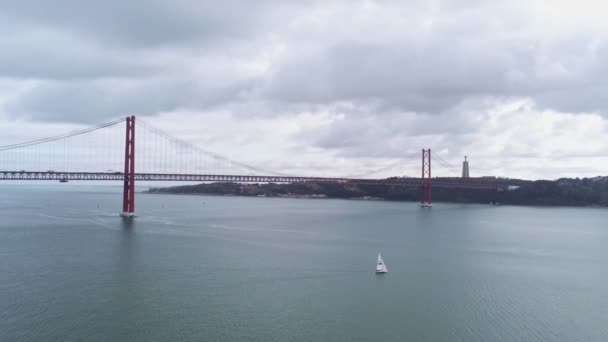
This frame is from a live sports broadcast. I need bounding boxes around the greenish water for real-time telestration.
[1,183,607,341]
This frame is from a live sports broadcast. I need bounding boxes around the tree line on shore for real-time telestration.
[148,177,608,207]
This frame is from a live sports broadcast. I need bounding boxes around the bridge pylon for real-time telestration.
[121,115,136,217]
[420,148,432,207]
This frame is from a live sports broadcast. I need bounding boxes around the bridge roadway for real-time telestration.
[0,171,500,190]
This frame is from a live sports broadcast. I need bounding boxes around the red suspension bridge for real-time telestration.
[0,116,500,216]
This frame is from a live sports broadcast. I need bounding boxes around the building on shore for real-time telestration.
[462,156,470,178]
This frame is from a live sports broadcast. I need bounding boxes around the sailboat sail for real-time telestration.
[376,253,388,273]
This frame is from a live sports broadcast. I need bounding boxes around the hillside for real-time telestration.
[147,177,608,207]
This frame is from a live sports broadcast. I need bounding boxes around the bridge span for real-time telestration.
[0,115,500,216]
[0,171,500,190]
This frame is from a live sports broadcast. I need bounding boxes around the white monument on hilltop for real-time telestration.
[462,156,470,178]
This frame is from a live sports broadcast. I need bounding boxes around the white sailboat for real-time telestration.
[376,253,388,274]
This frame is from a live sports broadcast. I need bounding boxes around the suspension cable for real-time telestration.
[344,151,421,178]
[433,153,461,176]
[136,119,293,177]
[0,118,125,152]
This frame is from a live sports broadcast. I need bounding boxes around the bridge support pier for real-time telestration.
[420,148,432,207]
[121,115,136,217]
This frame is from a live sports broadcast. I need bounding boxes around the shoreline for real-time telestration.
[143,190,607,208]
[144,190,385,202]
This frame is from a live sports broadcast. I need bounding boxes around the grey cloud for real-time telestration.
[0,29,156,80]
[2,0,608,126]
[264,38,521,113]
[531,37,608,113]
[4,77,255,123]
[262,33,608,116]
[259,5,608,116]
[0,0,287,47]
[0,0,287,81]
[0,0,290,121]
[297,107,484,160]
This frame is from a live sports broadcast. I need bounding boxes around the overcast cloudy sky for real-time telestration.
[1,0,608,179]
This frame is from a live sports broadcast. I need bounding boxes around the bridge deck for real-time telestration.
[0,171,499,190]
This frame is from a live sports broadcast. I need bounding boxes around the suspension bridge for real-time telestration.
[0,116,500,216]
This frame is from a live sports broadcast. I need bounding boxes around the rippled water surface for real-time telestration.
[1,183,607,341]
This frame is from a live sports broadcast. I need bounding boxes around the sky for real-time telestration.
[1,0,608,180]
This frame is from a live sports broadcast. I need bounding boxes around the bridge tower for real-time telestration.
[121,115,136,217]
[420,148,432,207]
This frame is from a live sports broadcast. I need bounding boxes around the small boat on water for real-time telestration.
[376,253,388,274]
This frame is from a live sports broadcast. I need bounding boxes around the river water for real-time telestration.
[1,183,607,341]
